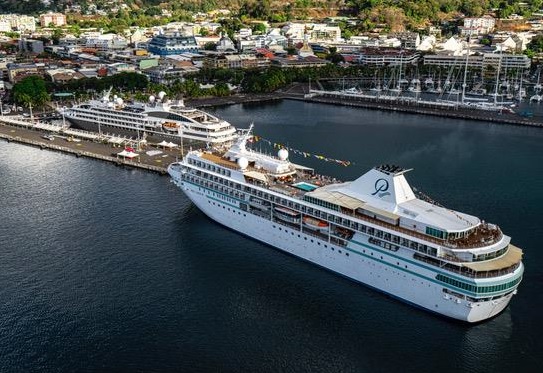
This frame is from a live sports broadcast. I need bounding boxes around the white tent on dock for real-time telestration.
[117,149,140,159]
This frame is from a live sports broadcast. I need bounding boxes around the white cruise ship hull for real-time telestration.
[66,117,203,145]
[175,177,520,323]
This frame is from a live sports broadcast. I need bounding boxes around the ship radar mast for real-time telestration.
[225,123,254,160]
[237,123,254,151]
[102,87,113,102]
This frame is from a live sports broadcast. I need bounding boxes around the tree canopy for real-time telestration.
[12,76,50,108]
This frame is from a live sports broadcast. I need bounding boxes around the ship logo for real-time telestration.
[372,178,390,198]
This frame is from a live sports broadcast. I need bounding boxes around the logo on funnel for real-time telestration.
[372,178,391,198]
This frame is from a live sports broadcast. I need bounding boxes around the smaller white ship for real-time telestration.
[61,89,237,146]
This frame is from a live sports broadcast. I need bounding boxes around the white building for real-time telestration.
[440,36,465,56]
[14,15,36,32]
[85,34,128,50]
[0,20,11,32]
[310,24,341,43]
[238,28,252,38]
[417,35,437,51]
[0,14,36,32]
[461,16,496,36]
[282,23,342,43]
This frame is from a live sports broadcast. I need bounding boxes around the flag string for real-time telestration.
[249,135,354,167]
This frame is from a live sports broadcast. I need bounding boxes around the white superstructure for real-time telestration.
[62,90,237,146]
[168,126,524,322]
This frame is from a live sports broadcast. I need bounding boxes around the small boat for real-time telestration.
[162,122,180,132]
[274,206,301,223]
[302,216,329,231]
[249,197,271,211]
[42,134,54,141]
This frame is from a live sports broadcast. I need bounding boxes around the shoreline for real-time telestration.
[186,84,543,128]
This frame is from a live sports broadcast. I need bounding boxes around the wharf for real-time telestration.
[187,84,543,128]
[295,92,543,128]
[0,119,186,175]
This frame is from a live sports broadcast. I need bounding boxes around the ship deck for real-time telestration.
[199,150,503,251]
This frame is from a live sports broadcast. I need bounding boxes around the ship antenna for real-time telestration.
[103,86,113,101]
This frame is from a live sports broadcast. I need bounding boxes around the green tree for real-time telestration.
[12,76,50,108]
[252,22,267,34]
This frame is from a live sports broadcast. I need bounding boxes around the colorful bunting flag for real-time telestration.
[249,134,355,167]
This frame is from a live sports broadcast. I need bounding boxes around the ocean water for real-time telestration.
[1,100,542,372]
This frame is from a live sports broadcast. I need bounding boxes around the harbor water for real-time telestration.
[1,100,542,372]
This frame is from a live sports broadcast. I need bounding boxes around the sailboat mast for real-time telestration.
[494,46,502,106]
[461,35,471,105]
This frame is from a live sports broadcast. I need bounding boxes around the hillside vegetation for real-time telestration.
[1,0,542,32]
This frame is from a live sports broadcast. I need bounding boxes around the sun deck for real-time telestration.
[462,244,523,273]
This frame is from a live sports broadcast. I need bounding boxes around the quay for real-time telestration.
[296,91,543,128]
[187,84,543,128]
[0,117,187,175]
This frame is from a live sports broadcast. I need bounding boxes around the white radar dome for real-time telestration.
[116,98,124,105]
[278,148,289,161]
[149,95,156,103]
[158,91,166,100]
[237,157,249,170]
[113,95,118,100]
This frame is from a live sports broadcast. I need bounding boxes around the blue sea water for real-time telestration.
[1,100,542,372]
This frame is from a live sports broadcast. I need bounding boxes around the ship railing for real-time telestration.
[345,209,502,250]
[413,253,521,279]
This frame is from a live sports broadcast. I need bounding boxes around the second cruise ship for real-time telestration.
[62,90,237,146]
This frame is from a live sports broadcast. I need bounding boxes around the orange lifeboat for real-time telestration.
[162,122,180,132]
[303,216,329,231]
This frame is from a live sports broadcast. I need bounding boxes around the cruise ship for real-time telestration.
[167,126,524,322]
[61,90,237,146]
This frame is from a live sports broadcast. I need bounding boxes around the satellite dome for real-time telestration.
[237,157,249,170]
[113,95,118,100]
[149,95,156,103]
[158,91,166,100]
[278,148,289,161]
[116,98,124,105]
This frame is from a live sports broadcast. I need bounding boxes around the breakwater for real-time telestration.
[296,93,543,128]
[187,84,543,128]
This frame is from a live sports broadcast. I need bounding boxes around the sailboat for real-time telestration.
[530,69,542,103]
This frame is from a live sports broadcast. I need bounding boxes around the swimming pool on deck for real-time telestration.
[293,182,318,192]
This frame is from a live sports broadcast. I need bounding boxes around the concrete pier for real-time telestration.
[0,121,185,175]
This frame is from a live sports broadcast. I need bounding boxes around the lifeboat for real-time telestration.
[249,197,271,211]
[302,216,329,231]
[274,206,301,223]
[162,122,180,132]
